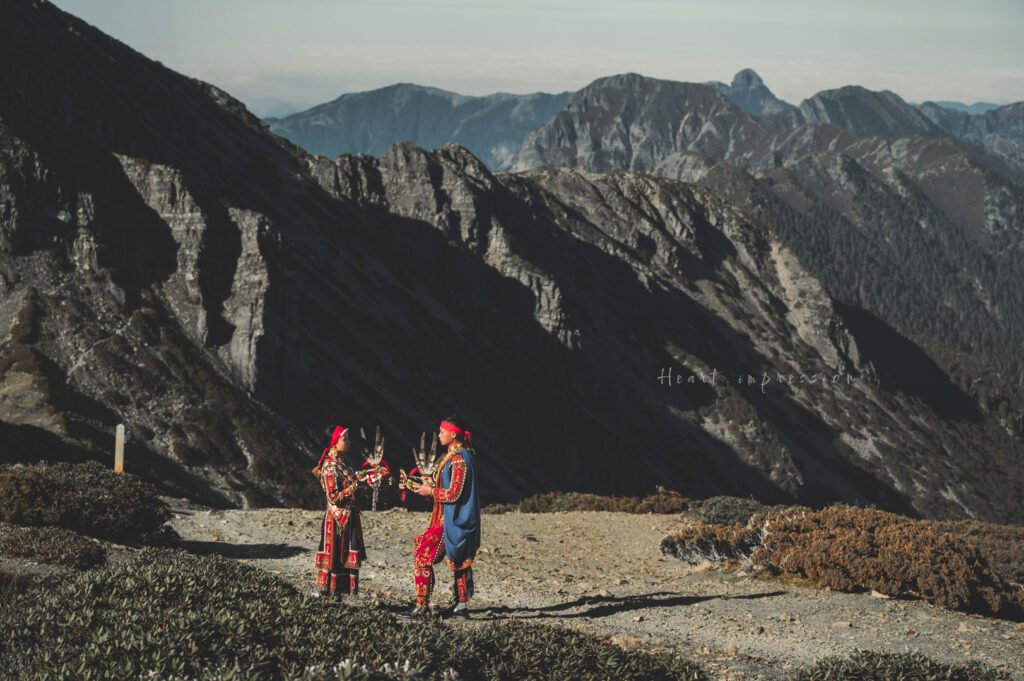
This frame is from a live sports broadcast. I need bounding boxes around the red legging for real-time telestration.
[413,525,444,609]
[453,567,473,603]
[414,526,475,609]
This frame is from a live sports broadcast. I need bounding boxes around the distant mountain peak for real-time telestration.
[268,83,569,169]
[796,85,944,138]
[706,68,793,116]
[731,68,765,89]
[583,72,665,91]
[324,82,468,107]
[929,100,1005,115]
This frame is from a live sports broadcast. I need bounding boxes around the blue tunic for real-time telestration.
[441,446,481,567]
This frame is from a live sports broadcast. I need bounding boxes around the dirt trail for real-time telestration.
[169,502,1024,680]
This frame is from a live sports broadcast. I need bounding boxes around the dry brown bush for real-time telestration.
[663,505,1024,620]
[485,490,694,514]
[751,506,1024,619]
[689,496,769,525]
[0,522,106,570]
[933,519,1024,585]
[0,462,172,542]
[660,522,758,565]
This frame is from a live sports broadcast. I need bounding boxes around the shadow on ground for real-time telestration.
[174,539,307,559]
[472,589,787,620]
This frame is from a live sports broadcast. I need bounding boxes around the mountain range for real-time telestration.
[1,0,1023,523]
[267,85,570,171]
[512,73,1024,387]
[928,101,1004,115]
[268,71,1022,179]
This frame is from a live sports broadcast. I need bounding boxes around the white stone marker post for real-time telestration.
[114,424,125,473]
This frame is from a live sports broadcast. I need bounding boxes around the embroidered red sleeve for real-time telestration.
[322,466,342,504]
[323,463,357,503]
[433,455,466,504]
[338,476,356,499]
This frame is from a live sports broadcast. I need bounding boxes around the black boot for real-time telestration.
[330,571,349,600]
[396,604,429,620]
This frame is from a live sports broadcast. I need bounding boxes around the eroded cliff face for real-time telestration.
[1,1,1021,521]
[0,121,309,507]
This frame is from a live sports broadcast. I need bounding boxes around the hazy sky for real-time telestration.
[52,0,1024,117]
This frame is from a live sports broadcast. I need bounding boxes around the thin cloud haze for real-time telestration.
[51,0,1024,116]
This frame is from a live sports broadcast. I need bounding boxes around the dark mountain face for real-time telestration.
[2,1,1023,522]
[706,68,795,116]
[655,143,1024,427]
[266,84,569,171]
[0,0,354,507]
[256,140,1024,522]
[917,102,973,137]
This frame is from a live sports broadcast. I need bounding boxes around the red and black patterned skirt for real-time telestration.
[316,506,367,572]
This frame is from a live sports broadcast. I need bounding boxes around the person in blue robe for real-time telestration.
[399,414,480,619]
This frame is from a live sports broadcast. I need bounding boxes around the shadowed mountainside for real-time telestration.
[1,1,1022,521]
[513,73,1024,396]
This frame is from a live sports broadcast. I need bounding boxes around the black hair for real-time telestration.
[442,414,470,443]
[442,414,464,428]
[324,424,355,445]
[324,424,343,442]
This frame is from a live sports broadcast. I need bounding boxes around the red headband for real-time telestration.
[440,420,472,442]
[330,426,348,448]
[316,426,348,470]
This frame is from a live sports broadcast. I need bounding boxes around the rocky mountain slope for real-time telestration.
[918,100,1024,179]
[512,73,1024,390]
[267,84,569,170]
[1,1,1022,522]
[777,86,945,139]
[511,73,779,173]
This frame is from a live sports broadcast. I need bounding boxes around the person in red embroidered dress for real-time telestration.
[312,425,367,599]
[399,415,480,619]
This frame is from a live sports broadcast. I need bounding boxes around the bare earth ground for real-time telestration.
[168,502,1024,680]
